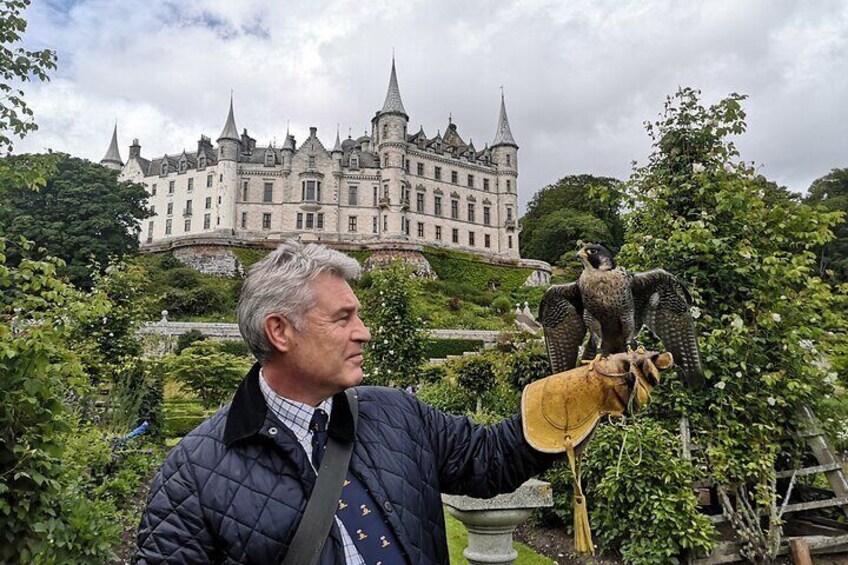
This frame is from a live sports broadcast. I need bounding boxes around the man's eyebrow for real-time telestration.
[333,305,358,316]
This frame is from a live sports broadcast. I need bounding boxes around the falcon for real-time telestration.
[538,244,704,386]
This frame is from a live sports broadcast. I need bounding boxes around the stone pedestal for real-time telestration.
[442,478,553,565]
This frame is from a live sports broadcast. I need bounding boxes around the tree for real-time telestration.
[520,174,624,265]
[806,168,848,282]
[0,154,152,287]
[361,261,425,388]
[619,87,847,562]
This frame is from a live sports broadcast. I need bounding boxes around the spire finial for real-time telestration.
[380,56,407,116]
[492,90,518,148]
[101,122,123,168]
[332,124,342,152]
[218,94,239,141]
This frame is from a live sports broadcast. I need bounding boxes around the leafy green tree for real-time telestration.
[520,174,624,264]
[161,341,251,410]
[361,261,425,388]
[619,87,847,562]
[0,154,152,287]
[806,168,848,282]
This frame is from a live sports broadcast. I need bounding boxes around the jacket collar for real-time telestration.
[223,362,357,446]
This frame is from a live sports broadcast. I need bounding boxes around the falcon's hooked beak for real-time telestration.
[576,249,590,266]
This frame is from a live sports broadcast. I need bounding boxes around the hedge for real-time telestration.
[422,247,532,292]
[422,338,485,359]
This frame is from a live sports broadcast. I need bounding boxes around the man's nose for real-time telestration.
[353,315,371,343]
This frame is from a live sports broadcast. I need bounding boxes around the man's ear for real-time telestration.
[264,314,294,354]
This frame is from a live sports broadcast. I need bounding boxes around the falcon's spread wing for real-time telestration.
[539,283,586,374]
[631,269,704,387]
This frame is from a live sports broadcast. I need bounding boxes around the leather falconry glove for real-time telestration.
[521,350,674,556]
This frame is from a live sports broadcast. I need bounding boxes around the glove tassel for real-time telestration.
[566,436,595,556]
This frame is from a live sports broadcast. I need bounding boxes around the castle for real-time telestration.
[102,60,523,259]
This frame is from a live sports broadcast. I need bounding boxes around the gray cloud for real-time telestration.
[17,0,848,211]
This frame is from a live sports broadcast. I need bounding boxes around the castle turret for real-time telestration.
[215,96,241,233]
[490,93,520,257]
[372,58,410,240]
[332,127,343,172]
[100,124,124,171]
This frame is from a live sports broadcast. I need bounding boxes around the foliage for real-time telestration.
[612,87,848,561]
[163,399,210,438]
[805,168,848,282]
[417,363,447,384]
[161,341,251,409]
[501,338,551,390]
[213,339,251,358]
[422,247,532,292]
[452,355,497,397]
[361,261,425,387]
[103,360,165,439]
[491,294,513,315]
[0,0,57,156]
[0,154,152,288]
[416,379,474,416]
[230,246,271,270]
[175,329,207,354]
[421,338,484,359]
[520,174,625,265]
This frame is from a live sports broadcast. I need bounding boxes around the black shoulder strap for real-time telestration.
[280,388,358,565]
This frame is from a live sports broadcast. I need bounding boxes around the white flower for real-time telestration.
[644,235,653,241]
[692,162,705,173]
[771,313,781,322]
[798,339,815,351]
[383,339,389,344]
[388,350,394,355]
[735,371,742,378]
[690,306,701,319]
[740,250,752,259]
[731,316,744,329]
[108,332,114,337]
[724,162,734,173]
[825,373,838,385]
[767,396,776,406]
[715,381,726,390]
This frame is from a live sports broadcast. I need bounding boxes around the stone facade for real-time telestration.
[103,60,524,260]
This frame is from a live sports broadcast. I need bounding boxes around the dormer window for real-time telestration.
[160,161,168,176]
[198,156,206,170]
[179,159,187,173]
[265,152,274,166]
[350,155,359,169]
[308,155,316,168]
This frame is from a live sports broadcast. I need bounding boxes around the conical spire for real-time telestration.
[218,95,239,141]
[332,126,342,152]
[380,58,407,116]
[101,123,123,167]
[492,92,517,148]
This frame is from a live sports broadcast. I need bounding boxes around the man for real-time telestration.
[135,241,655,563]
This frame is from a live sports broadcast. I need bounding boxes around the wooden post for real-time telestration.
[788,538,812,565]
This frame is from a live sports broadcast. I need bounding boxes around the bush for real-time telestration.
[161,341,252,409]
[491,294,514,315]
[452,355,497,397]
[167,267,202,289]
[418,363,447,384]
[416,380,473,416]
[503,340,551,390]
[214,339,251,358]
[104,360,165,439]
[175,329,207,354]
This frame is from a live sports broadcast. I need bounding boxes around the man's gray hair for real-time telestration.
[237,240,361,363]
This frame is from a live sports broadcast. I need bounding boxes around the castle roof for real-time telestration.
[492,92,517,148]
[101,124,123,166]
[380,58,407,117]
[218,96,240,142]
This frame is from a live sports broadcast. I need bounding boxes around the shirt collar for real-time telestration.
[259,368,333,442]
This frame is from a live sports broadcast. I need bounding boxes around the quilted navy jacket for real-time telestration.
[136,364,556,564]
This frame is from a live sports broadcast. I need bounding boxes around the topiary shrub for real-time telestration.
[175,329,207,354]
[421,338,484,359]
[415,380,473,416]
[491,294,514,315]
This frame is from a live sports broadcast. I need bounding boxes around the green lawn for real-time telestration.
[445,509,554,564]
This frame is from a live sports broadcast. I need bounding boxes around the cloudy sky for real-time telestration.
[15,0,848,211]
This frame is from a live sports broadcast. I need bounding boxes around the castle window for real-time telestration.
[168,181,175,194]
[434,196,442,216]
[404,218,410,236]
[469,231,475,246]
[451,228,458,243]
[317,213,324,230]
[217,216,220,225]
[483,206,490,225]
[451,171,458,184]
[205,196,212,209]
[383,153,389,167]
[265,153,274,166]
[198,156,206,170]
[166,202,174,216]
[451,199,459,220]
[416,192,424,213]
[147,221,153,243]
[350,155,359,169]
[484,234,491,248]
[483,178,490,191]
[506,206,513,221]
[404,157,409,173]
[348,185,358,206]
[151,183,157,196]
[434,166,442,180]
[184,199,193,216]
[467,174,474,188]
[203,214,211,229]
[165,219,172,235]
[297,213,303,229]
[506,179,512,192]
[218,196,222,204]
[150,205,155,215]
[508,235,513,249]
[372,216,378,233]
[207,174,213,188]
[306,213,314,229]
[241,212,247,229]
[262,213,271,230]
[308,155,316,168]
[506,154,512,166]
[263,182,273,203]
[184,219,191,232]
[242,180,248,201]
[467,203,475,223]
[435,226,442,241]
[373,186,378,206]
[302,180,321,201]
[382,123,388,138]
[383,215,387,231]
[417,222,424,238]
[348,216,357,232]
[187,178,194,191]
[161,162,168,176]
[417,162,424,176]
[179,159,187,173]
[382,184,389,199]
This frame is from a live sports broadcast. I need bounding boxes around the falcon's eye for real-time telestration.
[587,249,596,254]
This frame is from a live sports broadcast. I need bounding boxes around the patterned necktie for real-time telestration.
[309,409,405,564]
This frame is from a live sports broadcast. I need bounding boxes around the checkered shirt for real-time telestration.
[259,370,365,565]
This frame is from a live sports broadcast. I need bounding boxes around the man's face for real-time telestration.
[283,273,371,399]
